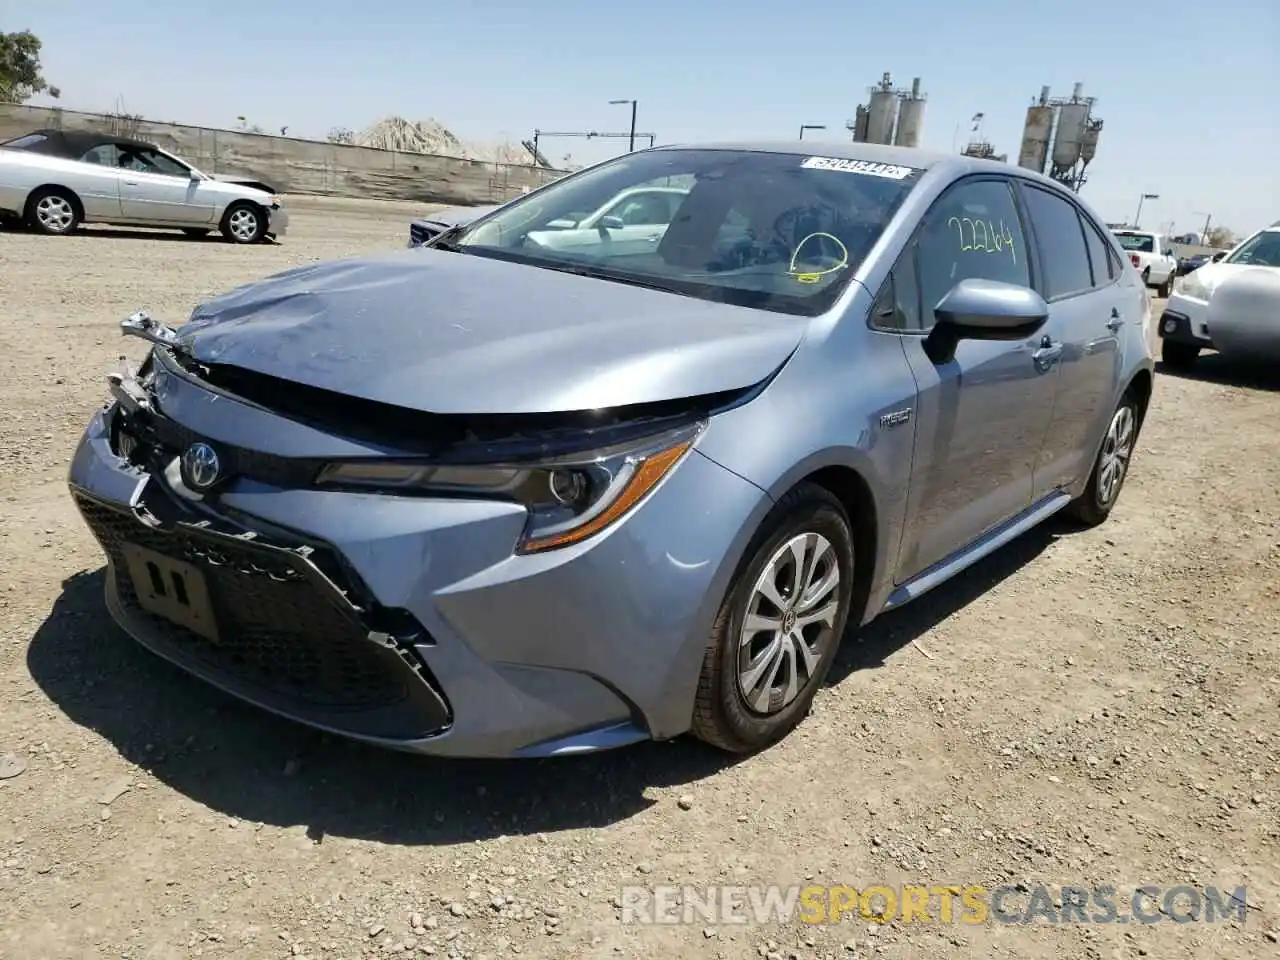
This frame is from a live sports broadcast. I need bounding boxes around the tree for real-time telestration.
[1206,226,1236,249]
[0,30,59,103]
[327,126,356,145]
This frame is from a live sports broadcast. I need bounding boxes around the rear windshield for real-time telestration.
[0,133,48,150]
[451,148,924,316]
[1113,232,1155,253]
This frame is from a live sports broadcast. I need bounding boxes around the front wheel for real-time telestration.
[691,483,856,753]
[220,202,266,244]
[1066,394,1140,527]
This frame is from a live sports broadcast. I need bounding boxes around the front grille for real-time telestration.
[409,221,441,246]
[74,491,451,739]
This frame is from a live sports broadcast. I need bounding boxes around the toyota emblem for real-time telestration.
[180,442,222,491]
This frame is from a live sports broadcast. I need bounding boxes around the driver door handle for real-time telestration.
[1033,335,1063,368]
[1105,308,1123,332]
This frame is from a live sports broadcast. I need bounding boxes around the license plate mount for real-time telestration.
[120,542,220,642]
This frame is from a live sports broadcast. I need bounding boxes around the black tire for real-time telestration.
[220,202,266,244]
[691,482,856,753]
[1160,339,1200,370]
[25,187,81,235]
[1141,267,1151,287]
[1066,392,1140,527]
[182,228,209,238]
[1157,272,1174,298]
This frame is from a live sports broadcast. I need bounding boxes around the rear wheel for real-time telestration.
[1066,393,1139,527]
[220,202,266,244]
[26,187,80,235]
[691,483,856,753]
[1161,339,1200,370]
[1141,267,1151,287]
[1157,271,1174,297]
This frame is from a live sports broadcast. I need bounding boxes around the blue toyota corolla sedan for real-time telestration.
[68,140,1154,758]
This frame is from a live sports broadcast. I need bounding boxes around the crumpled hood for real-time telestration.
[415,205,498,228]
[177,250,807,415]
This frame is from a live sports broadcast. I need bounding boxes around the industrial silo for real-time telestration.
[1051,101,1089,170]
[1017,102,1055,174]
[852,104,869,142]
[1080,119,1102,164]
[893,77,925,148]
[865,73,899,145]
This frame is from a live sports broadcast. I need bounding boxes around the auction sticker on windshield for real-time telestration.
[800,157,917,179]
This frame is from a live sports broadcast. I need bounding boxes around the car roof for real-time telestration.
[8,127,161,158]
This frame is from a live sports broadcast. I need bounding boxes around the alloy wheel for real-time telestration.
[36,195,74,233]
[737,532,842,715]
[1097,404,1135,506]
[228,207,260,242]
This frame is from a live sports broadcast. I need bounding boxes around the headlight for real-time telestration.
[1175,271,1211,300]
[315,422,704,554]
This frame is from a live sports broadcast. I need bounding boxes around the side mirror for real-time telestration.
[1212,251,1226,261]
[189,168,200,180]
[923,278,1049,365]
[596,215,625,231]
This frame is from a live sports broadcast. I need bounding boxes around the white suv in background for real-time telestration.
[1157,223,1280,368]
[1113,229,1178,297]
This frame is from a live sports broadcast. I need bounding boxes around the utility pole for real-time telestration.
[798,124,826,140]
[609,99,638,152]
[1193,211,1212,244]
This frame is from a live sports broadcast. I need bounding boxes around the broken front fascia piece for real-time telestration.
[120,310,182,350]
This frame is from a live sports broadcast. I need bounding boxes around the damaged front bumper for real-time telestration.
[66,317,770,757]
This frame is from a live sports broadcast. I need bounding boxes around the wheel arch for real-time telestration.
[25,183,85,222]
[1125,366,1153,427]
[752,452,884,630]
[219,197,269,228]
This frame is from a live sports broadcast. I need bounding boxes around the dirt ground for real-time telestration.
[0,196,1277,960]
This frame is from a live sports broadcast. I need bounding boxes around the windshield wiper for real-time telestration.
[427,222,469,252]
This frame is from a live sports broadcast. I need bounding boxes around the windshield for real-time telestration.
[450,148,923,316]
[1224,229,1280,267]
[1113,232,1155,253]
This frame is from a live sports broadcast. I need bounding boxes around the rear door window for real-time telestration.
[1081,214,1116,287]
[1020,185,1094,300]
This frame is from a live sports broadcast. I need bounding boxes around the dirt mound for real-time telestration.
[356,116,529,165]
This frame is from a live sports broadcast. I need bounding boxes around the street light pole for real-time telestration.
[1133,192,1159,228]
[798,124,826,140]
[609,99,638,152]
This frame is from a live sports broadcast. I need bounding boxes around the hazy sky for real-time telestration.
[10,0,1278,236]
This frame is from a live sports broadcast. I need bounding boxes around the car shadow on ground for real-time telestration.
[1156,356,1280,392]
[27,521,1066,846]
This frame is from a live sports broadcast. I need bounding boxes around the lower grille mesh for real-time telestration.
[76,495,410,711]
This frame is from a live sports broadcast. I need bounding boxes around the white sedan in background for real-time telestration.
[0,128,287,243]
[1157,223,1280,367]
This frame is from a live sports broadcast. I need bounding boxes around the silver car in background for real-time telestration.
[0,129,288,243]
[68,141,1153,759]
